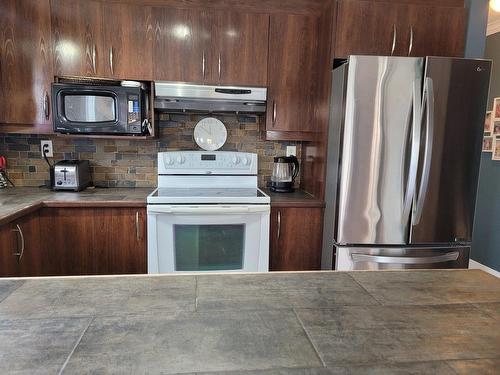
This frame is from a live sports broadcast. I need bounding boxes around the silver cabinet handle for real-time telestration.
[391,24,397,56]
[408,26,414,56]
[12,224,25,260]
[272,100,277,126]
[413,77,434,225]
[202,50,206,79]
[136,211,140,241]
[43,91,50,120]
[351,251,459,265]
[92,44,97,74]
[277,210,281,241]
[109,46,114,76]
[218,53,222,80]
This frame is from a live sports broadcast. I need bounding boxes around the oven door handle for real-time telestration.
[148,205,270,215]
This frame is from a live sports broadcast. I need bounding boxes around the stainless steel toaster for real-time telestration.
[53,160,91,191]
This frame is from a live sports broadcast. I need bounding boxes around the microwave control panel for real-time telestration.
[127,94,142,133]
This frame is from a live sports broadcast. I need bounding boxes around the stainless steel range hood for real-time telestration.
[154,82,267,113]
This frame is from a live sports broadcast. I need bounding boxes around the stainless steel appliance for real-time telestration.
[322,56,491,271]
[53,160,91,191]
[52,82,149,135]
[147,151,270,273]
[154,82,267,113]
[270,155,299,193]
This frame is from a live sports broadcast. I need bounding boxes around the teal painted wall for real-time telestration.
[471,30,500,272]
[463,0,500,272]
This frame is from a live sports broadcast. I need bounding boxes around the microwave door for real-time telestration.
[64,94,116,124]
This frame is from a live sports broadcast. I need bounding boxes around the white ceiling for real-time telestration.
[487,8,500,35]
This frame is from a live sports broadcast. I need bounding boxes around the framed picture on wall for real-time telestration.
[483,136,493,152]
[485,111,493,133]
[494,121,500,136]
[494,98,500,121]
[493,137,500,161]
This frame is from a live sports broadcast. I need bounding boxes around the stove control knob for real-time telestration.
[176,155,185,164]
[232,156,240,165]
[241,157,250,166]
[164,156,174,165]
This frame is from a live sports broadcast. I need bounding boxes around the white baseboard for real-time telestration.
[469,259,500,278]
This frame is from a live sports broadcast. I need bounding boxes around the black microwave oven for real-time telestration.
[52,82,148,135]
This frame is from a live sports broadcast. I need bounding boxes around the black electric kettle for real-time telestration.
[270,155,299,193]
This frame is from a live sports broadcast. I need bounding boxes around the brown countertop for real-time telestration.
[0,187,153,225]
[261,188,325,208]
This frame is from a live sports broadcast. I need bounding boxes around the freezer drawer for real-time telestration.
[336,246,469,271]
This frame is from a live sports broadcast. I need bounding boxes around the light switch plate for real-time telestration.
[286,146,297,157]
[41,140,53,158]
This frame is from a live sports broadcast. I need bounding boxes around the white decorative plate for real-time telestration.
[194,117,227,151]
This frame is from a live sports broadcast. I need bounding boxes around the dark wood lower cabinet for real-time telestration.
[40,207,147,276]
[270,206,323,271]
[0,212,43,277]
[0,207,147,277]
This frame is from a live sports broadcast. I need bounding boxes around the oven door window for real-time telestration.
[63,94,116,123]
[174,224,245,271]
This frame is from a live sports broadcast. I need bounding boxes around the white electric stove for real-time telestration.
[147,151,270,273]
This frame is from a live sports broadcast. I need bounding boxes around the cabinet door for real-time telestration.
[213,11,269,86]
[270,207,323,271]
[0,223,19,277]
[102,3,153,80]
[335,0,404,58]
[0,0,53,126]
[407,5,466,57]
[93,208,147,275]
[15,212,43,277]
[153,7,213,83]
[267,14,319,134]
[51,0,104,77]
[40,207,95,276]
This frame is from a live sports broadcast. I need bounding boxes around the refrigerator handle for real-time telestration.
[401,80,422,225]
[351,251,459,265]
[413,77,435,225]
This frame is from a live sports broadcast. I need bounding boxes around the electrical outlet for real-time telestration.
[286,146,297,157]
[41,140,53,158]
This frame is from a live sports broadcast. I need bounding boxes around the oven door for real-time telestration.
[147,205,270,273]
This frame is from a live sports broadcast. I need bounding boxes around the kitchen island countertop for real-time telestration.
[0,187,153,225]
[0,269,499,374]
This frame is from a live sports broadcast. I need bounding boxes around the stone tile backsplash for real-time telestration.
[0,114,300,188]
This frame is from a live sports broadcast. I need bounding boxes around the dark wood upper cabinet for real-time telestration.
[335,0,466,58]
[153,7,213,83]
[212,11,269,86]
[266,14,319,138]
[335,1,402,58]
[153,8,269,86]
[270,206,323,271]
[51,0,104,77]
[102,3,154,80]
[406,5,466,57]
[0,0,53,126]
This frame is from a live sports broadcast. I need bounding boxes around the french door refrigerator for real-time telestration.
[322,56,491,270]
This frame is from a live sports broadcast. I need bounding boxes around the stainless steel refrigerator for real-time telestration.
[322,56,491,271]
